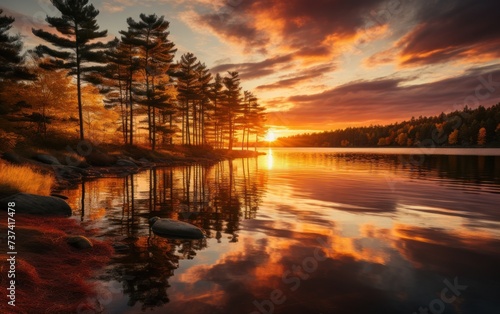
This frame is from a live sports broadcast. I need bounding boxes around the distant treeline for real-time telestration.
[277,104,500,147]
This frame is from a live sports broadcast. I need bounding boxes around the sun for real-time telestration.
[265,130,276,142]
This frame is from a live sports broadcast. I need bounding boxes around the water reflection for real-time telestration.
[62,149,500,313]
[63,158,266,311]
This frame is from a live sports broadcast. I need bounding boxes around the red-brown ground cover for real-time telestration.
[0,214,113,314]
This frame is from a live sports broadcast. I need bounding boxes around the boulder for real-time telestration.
[149,216,205,239]
[35,154,61,165]
[2,151,23,164]
[85,150,117,167]
[67,236,93,249]
[50,193,68,200]
[0,193,72,216]
[115,159,138,168]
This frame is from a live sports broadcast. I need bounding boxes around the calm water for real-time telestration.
[63,148,500,314]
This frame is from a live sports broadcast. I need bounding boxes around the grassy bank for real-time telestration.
[0,162,54,198]
[0,162,113,313]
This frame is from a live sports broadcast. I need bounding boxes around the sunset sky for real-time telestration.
[2,0,500,137]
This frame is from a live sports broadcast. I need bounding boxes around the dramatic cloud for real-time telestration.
[4,0,499,134]
[211,54,294,79]
[369,0,500,67]
[191,0,389,58]
[99,0,176,13]
[267,65,500,129]
[256,64,336,91]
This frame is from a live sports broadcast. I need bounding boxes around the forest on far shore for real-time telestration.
[276,103,500,148]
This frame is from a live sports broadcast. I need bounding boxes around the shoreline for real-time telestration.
[0,144,265,312]
[1,144,266,194]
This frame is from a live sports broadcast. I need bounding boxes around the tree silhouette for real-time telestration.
[0,9,32,80]
[277,104,500,148]
[32,0,109,142]
[195,62,212,145]
[97,38,135,144]
[222,71,242,150]
[125,14,176,150]
[176,52,201,145]
[209,73,224,148]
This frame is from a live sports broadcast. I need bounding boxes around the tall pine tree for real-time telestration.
[176,52,200,145]
[222,71,242,150]
[32,0,108,142]
[0,9,31,80]
[125,14,176,150]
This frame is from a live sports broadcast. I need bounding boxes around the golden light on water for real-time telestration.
[266,148,274,170]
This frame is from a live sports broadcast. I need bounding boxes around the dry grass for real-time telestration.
[0,161,54,196]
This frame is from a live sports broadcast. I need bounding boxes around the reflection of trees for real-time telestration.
[299,153,500,187]
[112,159,267,309]
[67,158,267,310]
[145,159,267,241]
[107,236,207,310]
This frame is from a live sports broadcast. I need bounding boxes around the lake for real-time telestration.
[63,148,500,314]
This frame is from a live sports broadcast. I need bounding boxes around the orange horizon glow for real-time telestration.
[264,130,277,142]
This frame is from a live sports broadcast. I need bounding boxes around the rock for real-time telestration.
[115,159,138,168]
[0,193,72,216]
[85,150,117,167]
[52,166,83,181]
[136,158,155,167]
[67,236,93,249]
[2,151,23,164]
[149,216,205,239]
[35,154,61,165]
[50,193,68,200]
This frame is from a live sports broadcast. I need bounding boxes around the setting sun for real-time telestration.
[265,130,276,142]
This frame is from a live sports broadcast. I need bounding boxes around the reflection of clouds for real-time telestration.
[60,150,500,313]
[169,219,500,313]
[167,223,407,313]
[393,224,500,271]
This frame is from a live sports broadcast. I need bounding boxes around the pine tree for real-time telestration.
[222,71,242,150]
[0,9,31,80]
[119,29,140,146]
[32,0,109,142]
[248,93,266,150]
[176,52,200,145]
[239,91,256,149]
[125,14,176,150]
[195,62,212,145]
[209,73,224,148]
[99,38,134,144]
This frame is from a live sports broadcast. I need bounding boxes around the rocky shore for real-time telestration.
[0,144,263,313]
[2,145,264,191]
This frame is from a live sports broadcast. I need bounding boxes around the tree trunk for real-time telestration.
[76,49,84,142]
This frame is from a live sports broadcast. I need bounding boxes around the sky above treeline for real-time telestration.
[2,0,500,137]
